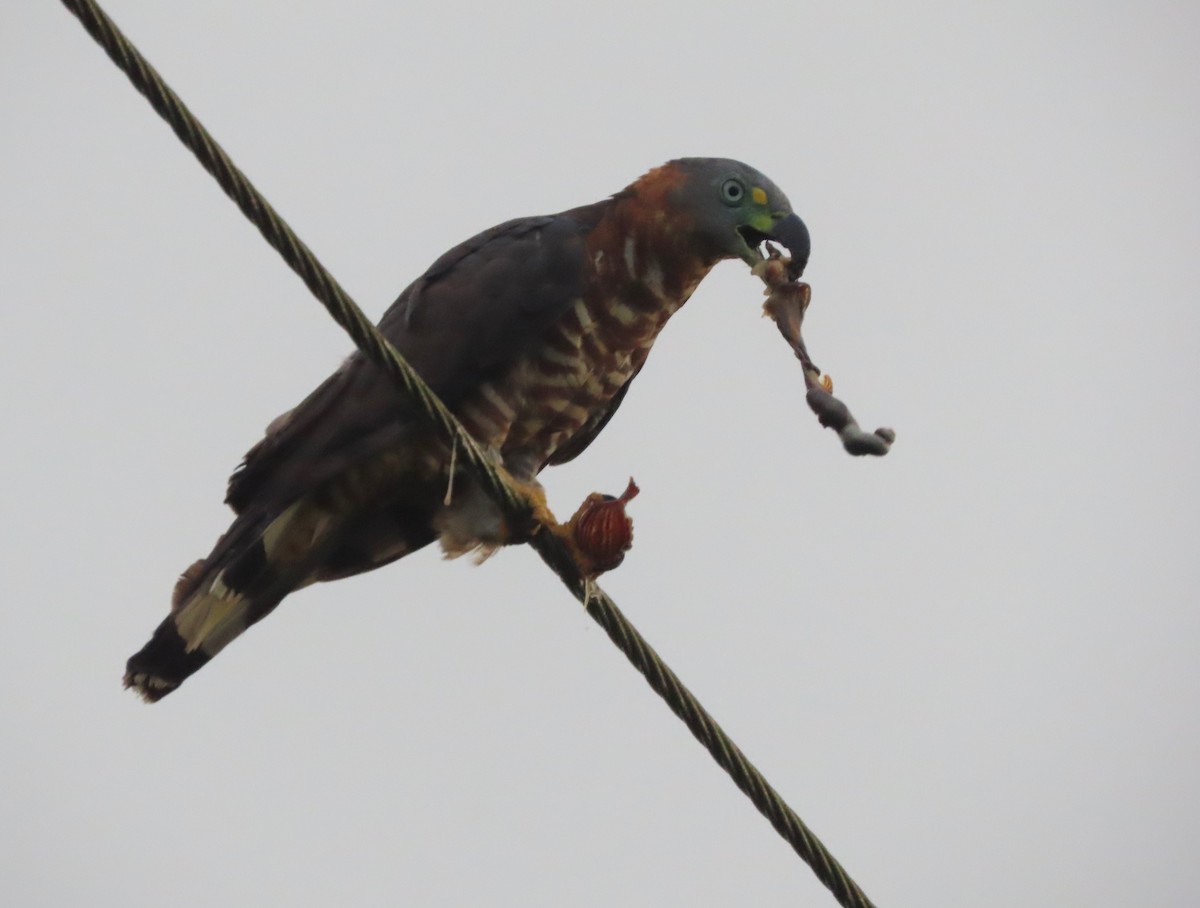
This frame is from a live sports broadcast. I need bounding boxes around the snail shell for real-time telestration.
[569,478,640,574]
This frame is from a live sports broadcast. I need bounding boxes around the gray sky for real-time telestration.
[3,2,1198,905]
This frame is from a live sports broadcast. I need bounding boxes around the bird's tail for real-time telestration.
[124,499,336,702]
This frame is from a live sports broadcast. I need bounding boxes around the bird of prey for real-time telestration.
[125,157,811,701]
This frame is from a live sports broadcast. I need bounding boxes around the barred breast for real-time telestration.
[454,237,710,477]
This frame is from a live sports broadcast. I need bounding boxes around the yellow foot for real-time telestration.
[496,467,562,536]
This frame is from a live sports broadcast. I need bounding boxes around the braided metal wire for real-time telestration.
[58,2,879,905]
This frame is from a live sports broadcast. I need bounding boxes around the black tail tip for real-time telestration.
[122,667,180,703]
[124,622,211,703]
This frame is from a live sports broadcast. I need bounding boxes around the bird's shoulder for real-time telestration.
[377,201,609,399]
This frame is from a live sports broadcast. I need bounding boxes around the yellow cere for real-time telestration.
[751,186,768,205]
[749,211,776,232]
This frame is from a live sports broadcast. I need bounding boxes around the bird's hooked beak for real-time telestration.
[737,212,811,279]
[769,212,810,279]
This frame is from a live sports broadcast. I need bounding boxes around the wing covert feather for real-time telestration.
[226,204,606,513]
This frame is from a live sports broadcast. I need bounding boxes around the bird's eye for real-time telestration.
[720,178,745,205]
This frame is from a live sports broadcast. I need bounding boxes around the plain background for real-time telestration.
[3,2,1198,905]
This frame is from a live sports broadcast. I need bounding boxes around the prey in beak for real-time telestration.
[738,211,811,279]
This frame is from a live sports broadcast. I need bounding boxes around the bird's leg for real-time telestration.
[494,468,596,579]
[495,466,563,537]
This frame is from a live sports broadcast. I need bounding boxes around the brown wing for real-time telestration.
[226,203,608,514]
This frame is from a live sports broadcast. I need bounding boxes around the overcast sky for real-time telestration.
[3,2,1198,906]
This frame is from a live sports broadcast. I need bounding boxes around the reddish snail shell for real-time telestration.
[567,478,640,575]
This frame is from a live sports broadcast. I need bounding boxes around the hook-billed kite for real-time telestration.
[125,158,813,701]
